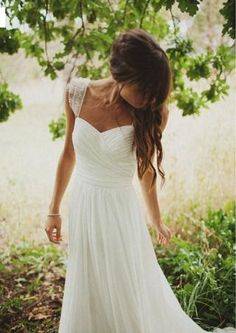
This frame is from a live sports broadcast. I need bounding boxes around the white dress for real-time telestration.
[58,77,235,333]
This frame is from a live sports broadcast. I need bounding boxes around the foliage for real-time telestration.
[219,0,235,40]
[167,39,234,115]
[48,113,66,140]
[153,0,202,16]
[0,28,20,54]
[0,0,235,131]
[152,201,236,330]
[0,240,66,332]
[0,81,22,122]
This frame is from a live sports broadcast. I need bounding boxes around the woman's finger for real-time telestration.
[45,228,60,244]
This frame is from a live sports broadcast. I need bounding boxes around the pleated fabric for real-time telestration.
[58,77,235,333]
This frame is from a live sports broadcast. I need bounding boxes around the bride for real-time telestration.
[45,28,235,333]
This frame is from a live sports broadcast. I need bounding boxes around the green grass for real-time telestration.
[152,200,236,330]
[0,242,66,332]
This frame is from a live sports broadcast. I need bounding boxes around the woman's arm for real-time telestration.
[48,89,76,213]
[139,167,162,227]
[45,88,76,244]
[139,106,172,244]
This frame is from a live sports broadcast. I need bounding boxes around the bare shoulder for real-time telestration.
[160,105,170,133]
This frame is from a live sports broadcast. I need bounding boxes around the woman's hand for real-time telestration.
[45,215,63,244]
[154,221,172,245]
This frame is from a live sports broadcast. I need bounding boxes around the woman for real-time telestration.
[45,28,235,333]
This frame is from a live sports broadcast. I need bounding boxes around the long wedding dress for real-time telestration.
[58,77,235,333]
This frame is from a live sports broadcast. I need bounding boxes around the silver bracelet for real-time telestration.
[48,213,61,217]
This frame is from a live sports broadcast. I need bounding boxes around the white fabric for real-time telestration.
[58,77,235,333]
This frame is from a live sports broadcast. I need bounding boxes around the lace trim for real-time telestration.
[66,77,89,116]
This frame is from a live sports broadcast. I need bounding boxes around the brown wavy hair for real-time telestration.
[109,28,173,190]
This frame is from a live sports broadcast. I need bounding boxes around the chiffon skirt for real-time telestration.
[58,177,235,333]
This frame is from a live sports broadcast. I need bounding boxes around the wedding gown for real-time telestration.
[58,77,235,333]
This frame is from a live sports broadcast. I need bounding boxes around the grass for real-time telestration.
[0,241,66,333]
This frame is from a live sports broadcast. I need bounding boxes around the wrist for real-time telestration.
[49,203,60,214]
[151,218,163,229]
[149,213,162,225]
[153,221,163,230]
[48,210,60,215]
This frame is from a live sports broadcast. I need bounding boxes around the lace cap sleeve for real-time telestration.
[66,77,90,116]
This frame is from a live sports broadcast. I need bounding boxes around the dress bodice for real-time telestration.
[66,77,137,188]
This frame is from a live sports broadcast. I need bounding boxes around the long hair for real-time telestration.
[109,28,173,190]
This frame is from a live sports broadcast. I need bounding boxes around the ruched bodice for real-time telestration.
[73,116,136,188]
[68,77,137,188]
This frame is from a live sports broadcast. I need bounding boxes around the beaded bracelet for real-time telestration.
[48,213,61,217]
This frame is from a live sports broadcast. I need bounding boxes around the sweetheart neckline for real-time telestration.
[75,117,134,135]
